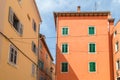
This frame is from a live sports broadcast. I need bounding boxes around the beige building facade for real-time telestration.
[0,0,41,80]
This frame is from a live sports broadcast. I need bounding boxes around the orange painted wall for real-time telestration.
[38,36,53,80]
[55,14,114,80]
[113,21,120,80]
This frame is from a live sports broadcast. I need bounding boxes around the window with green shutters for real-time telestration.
[62,27,68,35]
[61,62,68,72]
[89,43,96,53]
[89,62,96,72]
[89,27,95,35]
[62,43,68,53]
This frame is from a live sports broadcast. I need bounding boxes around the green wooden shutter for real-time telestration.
[89,43,95,52]
[62,63,68,72]
[62,44,68,53]
[89,62,96,72]
[89,27,95,35]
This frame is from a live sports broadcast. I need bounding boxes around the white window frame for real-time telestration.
[115,42,119,52]
[88,42,96,54]
[61,43,69,54]
[8,45,18,66]
[88,26,96,35]
[116,60,120,70]
[88,61,97,73]
[61,62,69,73]
[32,63,36,76]
[61,27,69,36]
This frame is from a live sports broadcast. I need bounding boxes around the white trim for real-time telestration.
[88,61,97,73]
[88,42,96,54]
[60,62,69,73]
[7,44,18,68]
[61,43,69,54]
[61,26,69,36]
[88,26,96,36]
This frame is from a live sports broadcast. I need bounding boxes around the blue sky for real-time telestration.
[35,0,120,62]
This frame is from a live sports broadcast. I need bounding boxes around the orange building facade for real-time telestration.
[54,7,114,80]
[38,34,54,80]
[113,20,120,80]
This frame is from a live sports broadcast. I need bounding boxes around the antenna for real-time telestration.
[95,2,97,11]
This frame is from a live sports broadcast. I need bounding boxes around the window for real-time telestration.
[32,41,37,54]
[62,27,68,35]
[89,62,96,72]
[62,43,68,53]
[61,62,68,72]
[114,30,117,37]
[40,77,44,80]
[89,27,95,35]
[9,7,23,35]
[32,20,36,32]
[38,60,44,70]
[115,42,119,52]
[9,45,17,65]
[32,64,36,76]
[89,43,96,53]
[116,60,120,70]
[46,54,48,59]
[117,77,120,80]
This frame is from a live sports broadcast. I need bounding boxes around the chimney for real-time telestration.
[77,6,80,12]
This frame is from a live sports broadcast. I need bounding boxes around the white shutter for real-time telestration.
[9,7,13,25]
[18,23,23,35]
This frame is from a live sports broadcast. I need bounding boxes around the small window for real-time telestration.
[89,43,96,53]
[38,60,44,70]
[62,43,68,53]
[32,64,36,76]
[32,20,36,32]
[61,62,68,72]
[9,45,17,65]
[32,41,37,54]
[114,30,117,37]
[62,27,68,35]
[115,42,119,52]
[116,60,120,70]
[40,77,44,80]
[46,54,48,59]
[89,27,95,35]
[117,77,120,80]
[27,14,30,21]
[9,7,23,35]
[89,62,96,72]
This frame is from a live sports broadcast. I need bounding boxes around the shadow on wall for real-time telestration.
[56,45,79,80]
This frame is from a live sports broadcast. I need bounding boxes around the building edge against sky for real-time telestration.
[38,34,54,80]
[54,6,115,80]
[0,0,41,80]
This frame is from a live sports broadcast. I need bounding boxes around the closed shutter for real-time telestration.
[9,7,14,25]
[89,62,96,72]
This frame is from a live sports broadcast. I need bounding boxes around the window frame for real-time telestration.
[88,26,96,35]
[88,62,96,73]
[61,62,69,73]
[32,19,37,32]
[32,41,37,54]
[8,7,23,35]
[61,43,69,54]
[61,27,69,36]
[115,41,119,52]
[116,60,120,70]
[32,63,36,76]
[8,45,18,66]
[88,43,96,53]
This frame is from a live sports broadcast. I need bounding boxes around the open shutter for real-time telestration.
[9,7,13,25]
[18,23,23,35]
